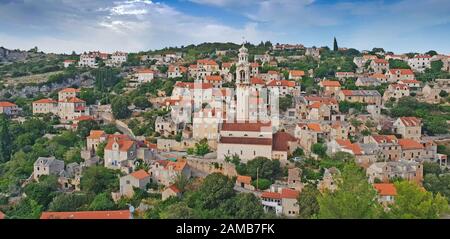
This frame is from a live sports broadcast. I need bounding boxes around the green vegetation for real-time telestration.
[318,163,380,219]
[387,97,450,135]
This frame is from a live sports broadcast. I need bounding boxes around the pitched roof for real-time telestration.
[33,98,57,104]
[398,139,424,150]
[309,102,322,109]
[321,80,341,87]
[261,192,282,199]
[165,160,187,172]
[281,188,300,199]
[391,84,409,90]
[168,184,181,193]
[272,132,296,151]
[221,121,271,132]
[373,58,388,64]
[290,70,305,77]
[222,62,233,68]
[130,169,150,180]
[340,90,381,97]
[250,77,265,85]
[399,79,420,84]
[0,211,4,219]
[220,137,272,146]
[374,183,397,196]
[59,88,80,93]
[197,59,217,65]
[136,68,154,74]
[266,80,296,87]
[336,139,363,155]
[105,135,135,152]
[389,69,414,75]
[370,73,387,79]
[40,210,131,219]
[87,130,106,140]
[0,101,17,107]
[174,81,213,90]
[371,135,397,144]
[205,75,222,82]
[399,117,421,127]
[236,175,252,185]
[62,97,85,103]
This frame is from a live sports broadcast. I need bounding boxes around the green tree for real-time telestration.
[251,178,271,190]
[387,181,448,219]
[80,166,120,194]
[333,37,338,51]
[0,115,12,163]
[133,96,151,109]
[111,96,131,119]
[246,157,281,181]
[423,173,450,200]
[77,120,100,139]
[297,184,320,218]
[160,202,195,219]
[318,163,380,218]
[279,95,293,111]
[311,143,327,157]
[198,173,235,210]
[228,193,266,219]
[48,193,92,212]
[194,138,210,156]
[7,198,43,219]
[89,193,116,211]
[23,175,59,208]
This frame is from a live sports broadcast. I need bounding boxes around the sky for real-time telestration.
[1,0,450,54]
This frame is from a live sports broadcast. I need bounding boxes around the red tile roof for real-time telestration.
[205,75,222,82]
[136,68,154,74]
[374,183,397,196]
[272,132,296,151]
[0,101,17,107]
[33,98,57,104]
[40,210,131,219]
[0,211,4,219]
[399,117,421,127]
[62,97,85,103]
[290,70,305,77]
[221,121,271,132]
[336,139,362,155]
[59,88,80,93]
[220,137,272,146]
[389,69,414,75]
[373,58,388,64]
[398,139,424,150]
[197,59,218,65]
[169,184,181,193]
[261,192,282,199]
[87,130,106,140]
[371,135,397,144]
[237,175,252,185]
[321,80,341,87]
[165,160,187,172]
[130,169,150,180]
[281,188,299,199]
[174,81,213,90]
[105,135,135,152]
[309,102,322,109]
[297,123,322,132]
[251,77,265,85]
[266,80,296,87]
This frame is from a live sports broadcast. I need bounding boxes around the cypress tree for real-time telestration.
[333,37,338,51]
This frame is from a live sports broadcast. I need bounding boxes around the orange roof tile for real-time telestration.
[33,98,57,104]
[237,175,252,185]
[251,77,265,85]
[222,121,271,132]
[398,139,424,150]
[87,130,106,139]
[130,169,150,180]
[309,102,322,109]
[261,192,282,199]
[399,117,421,127]
[374,183,397,196]
[272,132,296,151]
[389,69,414,75]
[165,160,187,172]
[281,188,299,199]
[0,101,17,107]
[0,211,4,219]
[205,75,222,82]
[59,88,80,93]
[197,59,218,65]
[136,68,154,74]
[321,80,341,87]
[290,70,305,77]
[168,184,181,193]
[40,210,131,219]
